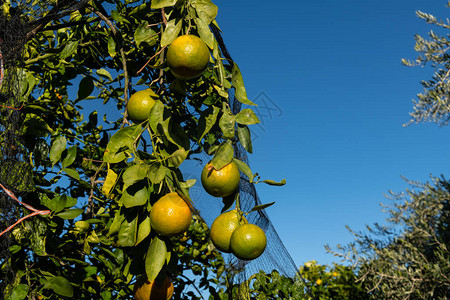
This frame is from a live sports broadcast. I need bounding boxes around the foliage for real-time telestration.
[225,261,367,299]
[327,177,450,299]
[402,2,450,125]
[0,0,272,298]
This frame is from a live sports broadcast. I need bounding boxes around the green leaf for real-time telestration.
[232,63,256,106]
[169,148,189,168]
[41,194,66,213]
[237,124,253,153]
[77,76,94,100]
[211,142,234,170]
[9,284,29,300]
[161,19,182,47]
[249,201,275,213]
[197,106,220,141]
[118,212,138,247]
[60,41,78,59]
[151,0,177,9]
[63,168,80,181]
[136,216,151,245]
[233,158,253,182]
[43,276,74,297]
[62,145,77,168]
[96,68,113,81]
[195,18,214,49]
[192,0,218,24]
[219,109,236,139]
[145,236,167,282]
[122,163,149,190]
[236,109,260,125]
[261,179,286,186]
[107,209,125,236]
[50,136,66,166]
[103,124,142,163]
[148,163,168,184]
[121,181,149,208]
[56,208,84,220]
[102,167,118,196]
[108,35,117,58]
[180,178,196,189]
[111,10,125,23]
[135,21,157,47]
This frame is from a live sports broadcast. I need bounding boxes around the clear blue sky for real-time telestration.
[208,1,450,267]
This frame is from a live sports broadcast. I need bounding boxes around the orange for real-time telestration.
[230,223,267,260]
[210,210,247,253]
[166,35,209,80]
[126,88,158,123]
[133,275,174,300]
[201,161,240,197]
[150,192,192,237]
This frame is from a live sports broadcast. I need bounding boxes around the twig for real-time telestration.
[0,184,50,237]
[136,46,166,74]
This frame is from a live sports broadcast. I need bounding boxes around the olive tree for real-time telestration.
[328,4,450,299]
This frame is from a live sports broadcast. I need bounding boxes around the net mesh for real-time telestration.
[0,6,28,294]
[0,1,303,297]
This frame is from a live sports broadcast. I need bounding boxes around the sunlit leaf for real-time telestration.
[211,142,234,170]
[62,145,77,168]
[232,63,256,106]
[60,41,78,59]
[192,0,218,24]
[63,168,80,181]
[198,106,220,141]
[145,236,167,281]
[151,0,177,9]
[169,148,189,168]
[236,108,260,125]
[136,216,151,245]
[56,208,84,220]
[261,179,286,186]
[121,181,149,208]
[233,158,253,182]
[118,212,138,247]
[161,19,182,47]
[9,284,29,300]
[195,18,214,49]
[249,201,275,213]
[103,124,142,163]
[123,163,149,190]
[102,166,118,196]
[219,109,236,139]
[97,68,113,81]
[237,124,253,153]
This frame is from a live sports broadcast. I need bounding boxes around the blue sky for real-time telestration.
[209,1,450,267]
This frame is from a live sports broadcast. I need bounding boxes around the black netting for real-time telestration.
[0,7,28,294]
[0,2,88,296]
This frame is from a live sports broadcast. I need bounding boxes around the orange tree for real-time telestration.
[0,0,284,299]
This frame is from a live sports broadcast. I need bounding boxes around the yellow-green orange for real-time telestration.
[126,88,158,123]
[133,275,174,300]
[201,161,240,197]
[150,192,192,237]
[230,223,267,260]
[210,210,247,253]
[166,35,209,80]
